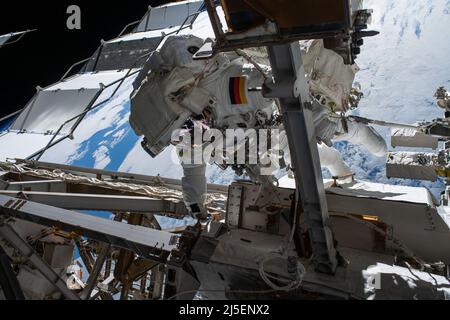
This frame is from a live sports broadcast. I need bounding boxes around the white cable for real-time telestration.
[234,49,270,80]
[287,190,299,247]
[257,251,306,292]
[257,189,306,292]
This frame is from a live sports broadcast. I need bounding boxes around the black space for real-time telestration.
[0,1,169,118]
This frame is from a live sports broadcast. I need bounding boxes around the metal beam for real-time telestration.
[75,237,94,273]
[266,43,337,273]
[79,243,111,300]
[0,246,25,300]
[0,221,80,300]
[0,195,179,262]
[0,190,188,215]
[7,180,65,186]
[6,180,67,193]
[90,275,116,300]
[12,159,229,194]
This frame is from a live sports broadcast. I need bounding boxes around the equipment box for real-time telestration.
[220,0,351,35]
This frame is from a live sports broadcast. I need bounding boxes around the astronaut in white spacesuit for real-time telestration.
[130,35,387,219]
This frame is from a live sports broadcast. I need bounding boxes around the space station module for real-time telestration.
[130,35,387,217]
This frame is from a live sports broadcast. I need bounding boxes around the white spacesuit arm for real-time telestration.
[311,101,387,158]
[334,118,388,157]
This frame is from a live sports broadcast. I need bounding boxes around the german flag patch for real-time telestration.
[229,76,248,105]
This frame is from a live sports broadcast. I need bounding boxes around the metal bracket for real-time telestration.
[266,42,338,274]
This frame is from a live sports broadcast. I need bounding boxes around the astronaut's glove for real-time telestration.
[188,203,211,221]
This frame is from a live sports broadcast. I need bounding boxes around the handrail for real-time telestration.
[60,17,140,80]
[90,43,105,73]
[60,20,151,80]
[131,4,204,36]
[60,58,91,82]
[176,8,204,35]
[0,29,37,48]
[117,20,141,38]
[0,108,24,124]
[60,15,149,81]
